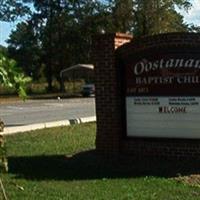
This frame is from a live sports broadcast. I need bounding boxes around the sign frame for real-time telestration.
[120,46,200,140]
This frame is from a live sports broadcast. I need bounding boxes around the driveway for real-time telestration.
[0,98,96,127]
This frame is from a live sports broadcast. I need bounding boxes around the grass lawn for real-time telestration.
[1,123,200,200]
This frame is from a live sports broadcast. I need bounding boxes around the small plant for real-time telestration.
[0,53,28,199]
[0,53,31,172]
[0,135,8,200]
[0,53,30,175]
[0,135,8,173]
[0,53,31,100]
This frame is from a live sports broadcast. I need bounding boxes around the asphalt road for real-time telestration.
[0,97,96,127]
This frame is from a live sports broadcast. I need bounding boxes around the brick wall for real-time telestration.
[92,33,132,155]
[92,32,200,159]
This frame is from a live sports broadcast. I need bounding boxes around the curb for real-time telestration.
[1,116,96,135]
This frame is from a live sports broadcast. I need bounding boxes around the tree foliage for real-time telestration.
[7,0,109,91]
[106,0,191,35]
[0,53,31,99]
[7,21,41,79]
[3,0,196,91]
[0,0,31,22]
[133,0,191,35]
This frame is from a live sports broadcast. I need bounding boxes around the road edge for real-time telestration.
[1,116,96,135]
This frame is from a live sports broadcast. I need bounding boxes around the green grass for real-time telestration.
[0,123,200,200]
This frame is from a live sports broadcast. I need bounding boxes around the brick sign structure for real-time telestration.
[93,32,200,159]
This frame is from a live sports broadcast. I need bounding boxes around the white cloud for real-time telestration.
[182,0,200,25]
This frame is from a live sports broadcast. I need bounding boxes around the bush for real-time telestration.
[0,53,31,99]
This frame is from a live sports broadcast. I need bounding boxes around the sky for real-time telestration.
[179,0,200,25]
[0,0,200,47]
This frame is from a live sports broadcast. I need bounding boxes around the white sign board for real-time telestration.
[126,96,200,138]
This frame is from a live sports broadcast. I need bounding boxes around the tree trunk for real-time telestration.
[46,67,53,92]
[47,0,53,93]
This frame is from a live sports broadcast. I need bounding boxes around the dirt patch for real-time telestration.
[174,174,200,187]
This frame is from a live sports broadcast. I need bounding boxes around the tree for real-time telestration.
[22,0,109,91]
[5,0,194,93]
[0,45,7,55]
[188,24,200,33]
[7,21,41,80]
[0,0,31,22]
[108,0,135,33]
[104,0,191,35]
[133,0,191,36]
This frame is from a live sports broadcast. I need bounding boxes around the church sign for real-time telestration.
[124,51,200,138]
[94,32,200,158]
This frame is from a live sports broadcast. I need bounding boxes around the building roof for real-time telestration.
[60,64,94,77]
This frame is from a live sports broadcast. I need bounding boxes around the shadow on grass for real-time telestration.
[8,150,200,181]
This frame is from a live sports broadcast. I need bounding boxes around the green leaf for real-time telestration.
[0,53,31,99]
